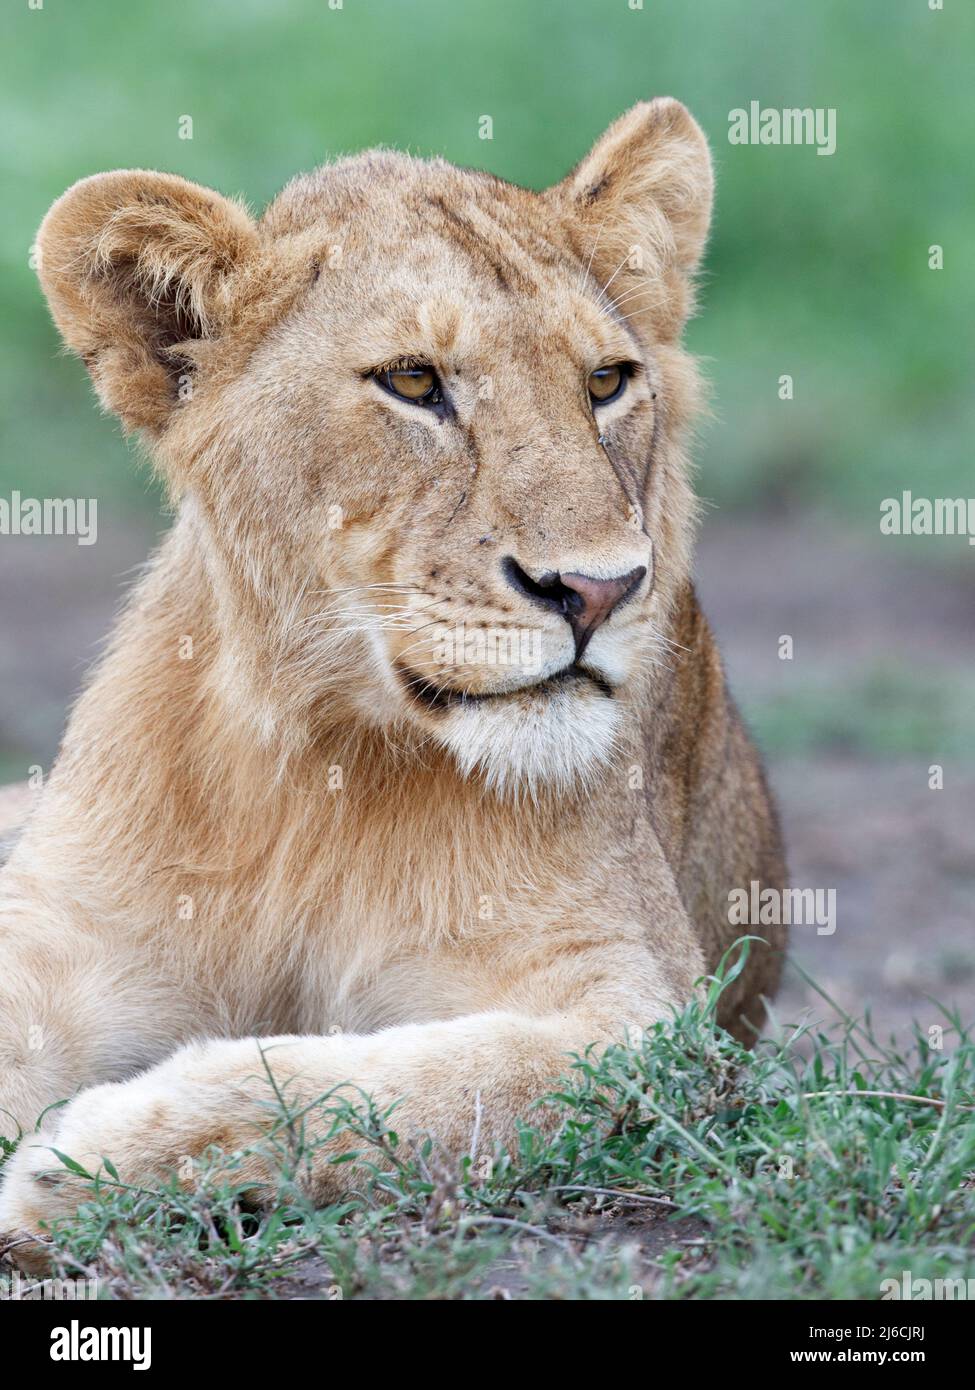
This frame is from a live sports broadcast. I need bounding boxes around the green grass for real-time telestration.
[4,946,973,1300]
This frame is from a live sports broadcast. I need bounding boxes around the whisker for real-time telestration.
[293,597,442,635]
[305,581,427,598]
[600,248,635,298]
[579,212,609,293]
[606,285,657,312]
[647,625,691,654]
[390,617,455,663]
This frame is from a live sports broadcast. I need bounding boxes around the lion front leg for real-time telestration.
[0,1000,661,1264]
[0,919,214,1145]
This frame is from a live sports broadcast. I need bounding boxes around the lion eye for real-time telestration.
[588,364,626,405]
[377,366,442,405]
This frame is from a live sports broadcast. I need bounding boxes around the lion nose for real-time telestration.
[502,558,647,658]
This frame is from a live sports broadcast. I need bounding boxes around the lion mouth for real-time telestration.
[397,662,614,712]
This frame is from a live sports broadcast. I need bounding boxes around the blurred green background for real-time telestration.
[2,0,972,520]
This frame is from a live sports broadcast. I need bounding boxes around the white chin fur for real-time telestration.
[436,682,623,798]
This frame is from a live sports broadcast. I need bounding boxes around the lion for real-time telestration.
[0,98,786,1259]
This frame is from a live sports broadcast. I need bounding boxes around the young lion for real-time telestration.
[0,98,785,1253]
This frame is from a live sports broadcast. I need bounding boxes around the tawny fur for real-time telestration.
[0,99,785,1265]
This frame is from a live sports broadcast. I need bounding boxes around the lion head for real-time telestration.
[36,99,712,796]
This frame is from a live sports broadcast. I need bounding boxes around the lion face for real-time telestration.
[36,99,713,794]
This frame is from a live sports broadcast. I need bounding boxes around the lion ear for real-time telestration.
[35,170,259,434]
[547,98,713,339]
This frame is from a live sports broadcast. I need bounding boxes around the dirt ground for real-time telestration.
[1,513,973,1044]
[696,520,975,1044]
